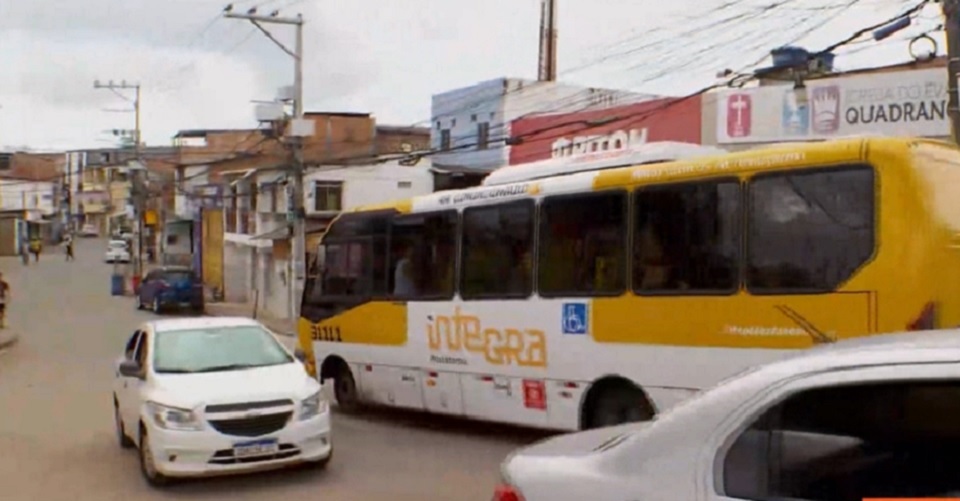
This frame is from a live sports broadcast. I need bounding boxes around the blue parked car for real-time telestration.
[134,266,204,314]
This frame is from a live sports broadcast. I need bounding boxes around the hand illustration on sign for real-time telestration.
[811,86,841,134]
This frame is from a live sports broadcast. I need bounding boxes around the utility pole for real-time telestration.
[64,154,71,234]
[94,79,144,283]
[224,5,308,320]
[537,0,558,81]
[944,0,960,144]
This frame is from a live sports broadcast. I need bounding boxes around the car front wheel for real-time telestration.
[139,426,171,487]
[114,401,134,449]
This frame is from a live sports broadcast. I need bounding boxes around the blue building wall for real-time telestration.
[430,78,510,172]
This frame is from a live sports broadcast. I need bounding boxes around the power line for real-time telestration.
[436,0,932,161]
[406,2,938,168]
[416,0,864,132]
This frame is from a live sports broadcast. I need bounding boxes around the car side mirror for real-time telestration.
[119,359,143,379]
[293,348,307,363]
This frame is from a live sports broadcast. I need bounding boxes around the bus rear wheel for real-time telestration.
[334,365,361,413]
[584,383,653,429]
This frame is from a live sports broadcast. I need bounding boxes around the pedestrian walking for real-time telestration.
[64,234,74,261]
[0,272,10,329]
[29,238,41,262]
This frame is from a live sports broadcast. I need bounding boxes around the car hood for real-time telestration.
[149,362,319,409]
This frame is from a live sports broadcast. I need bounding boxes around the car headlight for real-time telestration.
[299,390,328,420]
[145,401,203,431]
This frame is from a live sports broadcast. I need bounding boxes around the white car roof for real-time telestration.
[752,329,960,380]
[150,316,263,333]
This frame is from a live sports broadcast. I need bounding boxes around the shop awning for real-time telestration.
[305,219,330,234]
[250,226,290,241]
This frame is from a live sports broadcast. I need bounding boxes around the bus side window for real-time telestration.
[633,179,740,294]
[461,200,535,299]
[539,191,627,296]
[389,211,457,300]
[746,165,875,293]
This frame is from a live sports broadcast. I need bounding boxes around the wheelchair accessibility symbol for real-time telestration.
[562,303,588,335]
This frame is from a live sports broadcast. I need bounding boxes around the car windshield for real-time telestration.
[162,271,195,282]
[153,326,293,373]
[109,241,126,248]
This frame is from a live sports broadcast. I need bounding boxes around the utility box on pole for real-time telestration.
[255,102,285,122]
[287,118,315,138]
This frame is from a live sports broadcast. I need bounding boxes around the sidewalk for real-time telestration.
[203,302,296,337]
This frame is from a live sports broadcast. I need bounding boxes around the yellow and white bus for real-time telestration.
[296,137,960,431]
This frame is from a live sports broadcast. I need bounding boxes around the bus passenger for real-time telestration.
[393,245,416,296]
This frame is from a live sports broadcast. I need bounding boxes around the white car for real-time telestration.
[113,317,332,487]
[494,330,960,500]
[105,240,131,263]
[79,223,99,237]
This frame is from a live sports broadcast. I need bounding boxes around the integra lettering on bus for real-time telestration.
[427,307,547,368]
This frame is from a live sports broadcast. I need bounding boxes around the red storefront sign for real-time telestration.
[508,95,702,165]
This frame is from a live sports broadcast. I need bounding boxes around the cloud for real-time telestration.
[0,29,269,149]
[0,0,944,150]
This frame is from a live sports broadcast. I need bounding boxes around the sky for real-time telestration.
[0,0,944,151]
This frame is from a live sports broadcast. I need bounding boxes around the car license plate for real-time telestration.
[233,439,279,458]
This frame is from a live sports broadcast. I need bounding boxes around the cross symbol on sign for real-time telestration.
[730,95,748,122]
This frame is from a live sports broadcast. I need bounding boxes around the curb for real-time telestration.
[0,332,20,352]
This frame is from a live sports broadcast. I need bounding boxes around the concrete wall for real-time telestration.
[223,242,249,303]
[0,217,19,256]
[304,160,434,214]
[0,180,57,214]
[431,78,509,170]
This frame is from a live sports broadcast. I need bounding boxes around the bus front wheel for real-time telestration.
[334,365,361,413]
[583,381,653,429]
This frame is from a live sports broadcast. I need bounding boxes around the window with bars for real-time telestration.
[477,122,490,149]
[313,181,343,212]
[440,130,451,151]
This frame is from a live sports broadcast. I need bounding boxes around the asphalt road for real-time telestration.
[0,238,551,500]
